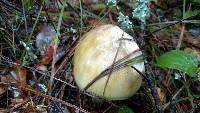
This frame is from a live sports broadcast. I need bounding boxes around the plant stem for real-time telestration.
[140,21,163,113]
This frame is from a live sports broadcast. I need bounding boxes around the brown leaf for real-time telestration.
[13,60,27,86]
[40,46,54,65]
[0,84,6,96]
[157,87,166,104]
[183,33,200,48]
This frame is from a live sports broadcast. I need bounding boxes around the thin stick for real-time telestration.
[176,25,185,49]
[48,44,57,95]
[163,86,184,110]
[140,21,162,112]
[21,0,28,38]
[0,0,22,12]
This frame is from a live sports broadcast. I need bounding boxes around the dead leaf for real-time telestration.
[157,87,166,104]
[40,46,54,65]
[12,60,27,86]
[183,33,200,48]
[36,64,47,72]
[0,84,6,97]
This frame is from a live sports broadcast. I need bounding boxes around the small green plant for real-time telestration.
[106,0,117,6]
[118,12,133,29]
[156,50,198,77]
[185,9,200,18]
[191,0,200,4]
[118,105,135,113]
[132,0,150,23]
[23,0,35,9]
[20,41,37,65]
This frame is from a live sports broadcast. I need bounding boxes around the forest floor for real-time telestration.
[0,0,200,113]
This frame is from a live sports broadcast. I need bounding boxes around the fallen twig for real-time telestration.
[139,21,163,112]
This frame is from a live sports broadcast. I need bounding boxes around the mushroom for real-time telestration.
[73,24,144,100]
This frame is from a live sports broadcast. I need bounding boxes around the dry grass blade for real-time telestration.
[84,49,142,90]
[102,33,124,96]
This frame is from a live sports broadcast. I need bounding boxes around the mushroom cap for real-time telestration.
[73,24,144,100]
